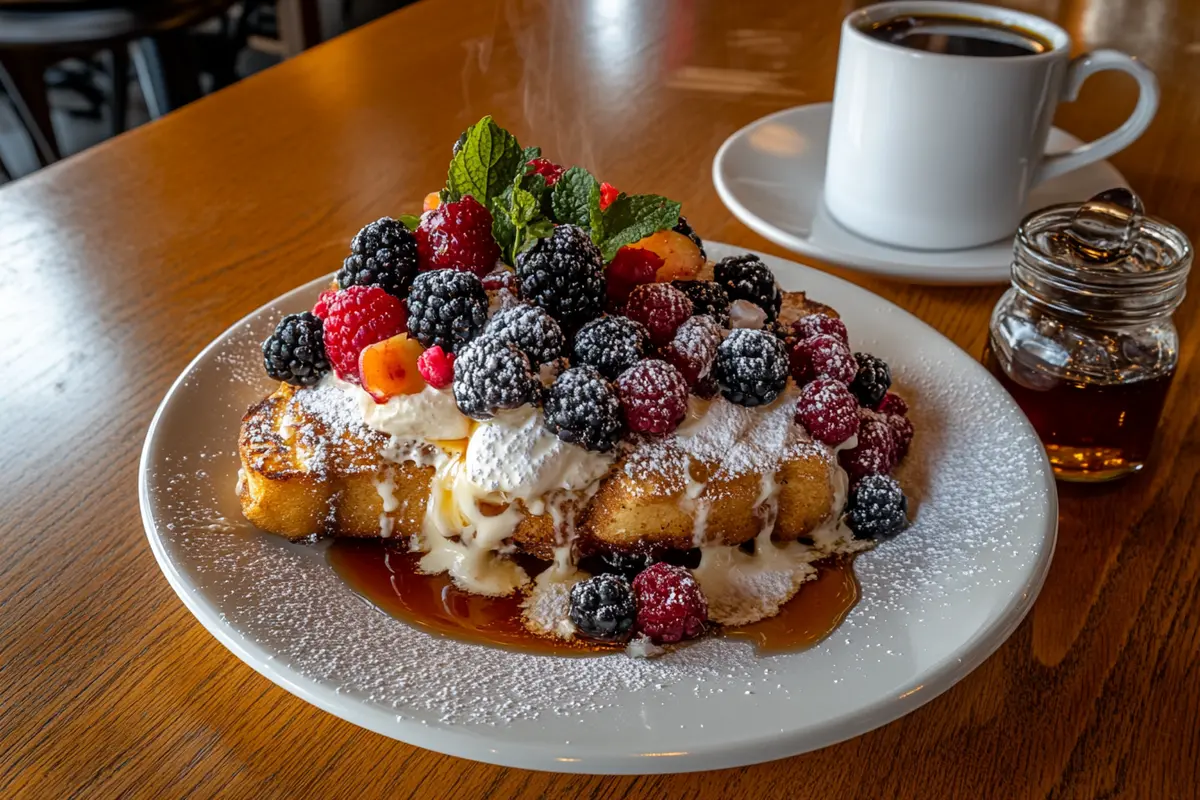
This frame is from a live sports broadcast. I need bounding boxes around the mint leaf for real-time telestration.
[551,167,603,242]
[600,194,681,261]
[490,195,517,263]
[490,172,552,265]
[444,116,523,206]
[398,214,421,231]
[522,146,541,162]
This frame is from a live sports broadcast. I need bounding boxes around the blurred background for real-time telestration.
[0,0,417,181]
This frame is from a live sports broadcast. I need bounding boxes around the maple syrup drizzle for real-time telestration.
[328,540,860,656]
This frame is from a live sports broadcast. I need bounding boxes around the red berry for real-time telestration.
[606,246,662,310]
[527,157,565,186]
[888,413,914,459]
[480,268,518,293]
[599,182,619,211]
[796,378,860,446]
[312,288,337,320]
[415,195,501,276]
[617,359,689,434]
[791,313,848,345]
[416,345,455,389]
[625,283,693,347]
[790,334,857,385]
[632,563,708,644]
[877,391,908,416]
[663,315,721,388]
[322,286,409,383]
[838,409,899,480]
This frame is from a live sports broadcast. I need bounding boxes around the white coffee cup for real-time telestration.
[823,1,1158,251]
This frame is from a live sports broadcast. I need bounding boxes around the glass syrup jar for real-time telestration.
[982,189,1193,482]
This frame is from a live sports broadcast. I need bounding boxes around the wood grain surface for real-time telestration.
[2,0,1198,796]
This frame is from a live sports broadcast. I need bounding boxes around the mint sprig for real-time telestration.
[549,168,681,261]
[491,169,554,265]
[443,116,524,207]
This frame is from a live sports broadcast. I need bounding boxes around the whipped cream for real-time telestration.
[353,382,472,441]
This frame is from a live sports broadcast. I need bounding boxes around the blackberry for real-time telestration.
[713,328,789,407]
[843,474,909,540]
[336,217,420,299]
[673,215,706,260]
[452,335,539,420]
[671,280,730,327]
[486,303,564,365]
[850,352,892,408]
[544,366,624,452]
[262,311,330,386]
[714,254,782,321]
[406,269,488,353]
[516,225,605,329]
[593,550,656,581]
[569,574,636,642]
[572,316,650,380]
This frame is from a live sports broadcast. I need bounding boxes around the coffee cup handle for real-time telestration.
[1034,50,1159,185]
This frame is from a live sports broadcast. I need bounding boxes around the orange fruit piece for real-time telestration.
[423,192,441,212]
[632,230,705,282]
[358,333,426,402]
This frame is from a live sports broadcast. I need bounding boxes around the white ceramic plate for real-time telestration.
[141,244,1057,774]
[713,103,1129,284]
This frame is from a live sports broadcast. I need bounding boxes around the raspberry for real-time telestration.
[262,311,330,387]
[452,335,539,419]
[663,315,721,388]
[844,474,909,540]
[569,574,636,642]
[671,280,730,327]
[606,246,662,310]
[617,359,689,435]
[416,345,455,389]
[416,195,502,276]
[322,286,408,382]
[543,366,624,452]
[624,283,693,347]
[480,268,518,293]
[791,313,848,346]
[632,563,708,644]
[838,409,899,480]
[406,269,489,353]
[312,288,337,320]
[337,217,420,299]
[486,303,564,365]
[887,413,914,460]
[796,378,860,446]
[516,225,606,330]
[877,391,908,416]
[599,182,619,211]
[527,157,565,186]
[714,254,782,321]
[849,353,892,408]
[572,315,650,380]
[790,334,858,385]
[714,328,790,407]
[672,215,706,260]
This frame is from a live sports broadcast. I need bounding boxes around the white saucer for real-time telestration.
[713,103,1129,285]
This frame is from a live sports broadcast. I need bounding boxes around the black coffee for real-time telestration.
[864,14,1051,57]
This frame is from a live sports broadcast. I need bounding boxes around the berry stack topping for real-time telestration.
[662,314,721,388]
[406,269,489,353]
[632,563,708,644]
[516,224,606,329]
[795,378,861,446]
[849,352,892,408]
[568,574,637,642]
[452,335,540,420]
[714,254,782,321]
[321,286,409,382]
[672,215,706,260]
[713,328,790,407]
[624,282,693,347]
[416,195,502,276]
[792,312,848,345]
[844,474,909,540]
[618,359,689,435]
[594,549,657,581]
[337,217,420,299]
[838,409,899,480]
[606,246,662,310]
[671,280,731,327]
[572,315,651,380]
[416,345,455,389]
[790,334,858,385]
[485,303,564,365]
[263,312,330,387]
[543,366,624,452]
[527,157,566,186]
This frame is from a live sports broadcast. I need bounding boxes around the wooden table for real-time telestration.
[3,0,1198,796]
